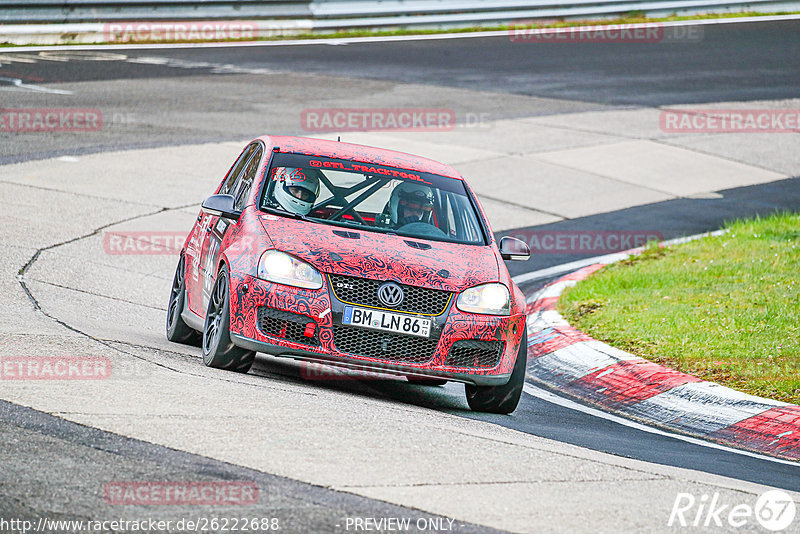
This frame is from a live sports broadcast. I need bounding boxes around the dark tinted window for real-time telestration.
[219,143,258,195]
[233,146,263,211]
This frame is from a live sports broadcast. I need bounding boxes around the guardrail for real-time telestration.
[0,1,311,24]
[1,0,799,45]
[2,0,798,25]
[309,0,799,29]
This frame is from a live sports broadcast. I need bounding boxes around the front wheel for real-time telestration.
[202,266,255,374]
[465,330,527,414]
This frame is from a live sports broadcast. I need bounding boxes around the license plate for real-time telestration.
[343,306,431,338]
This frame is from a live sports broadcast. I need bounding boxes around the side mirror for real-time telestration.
[499,236,530,261]
[201,194,241,221]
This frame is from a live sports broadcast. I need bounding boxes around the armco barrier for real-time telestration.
[2,0,800,31]
[0,1,312,24]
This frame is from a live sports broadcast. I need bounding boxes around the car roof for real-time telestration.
[256,135,463,180]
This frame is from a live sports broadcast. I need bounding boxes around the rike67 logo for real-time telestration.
[669,490,796,531]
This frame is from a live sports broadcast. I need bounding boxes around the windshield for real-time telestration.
[260,153,487,245]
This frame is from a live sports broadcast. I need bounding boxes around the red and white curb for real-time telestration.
[520,238,800,462]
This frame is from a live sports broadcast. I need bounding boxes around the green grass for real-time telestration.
[558,212,800,404]
[2,11,798,47]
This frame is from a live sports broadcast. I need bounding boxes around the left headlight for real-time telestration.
[257,250,323,290]
[456,283,510,316]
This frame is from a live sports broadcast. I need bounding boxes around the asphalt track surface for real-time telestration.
[3,20,800,106]
[0,400,495,533]
[3,19,800,166]
[1,18,799,530]
[140,20,800,106]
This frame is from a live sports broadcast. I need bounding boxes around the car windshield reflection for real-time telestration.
[260,153,487,245]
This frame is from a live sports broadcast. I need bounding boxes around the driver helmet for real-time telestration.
[272,167,320,216]
[390,181,435,226]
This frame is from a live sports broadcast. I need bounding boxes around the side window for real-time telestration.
[219,144,257,195]
[233,146,263,211]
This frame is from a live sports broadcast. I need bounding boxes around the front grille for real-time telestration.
[258,307,319,346]
[329,274,451,315]
[445,340,504,368]
[333,325,438,364]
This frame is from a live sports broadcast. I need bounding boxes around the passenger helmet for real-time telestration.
[390,182,434,226]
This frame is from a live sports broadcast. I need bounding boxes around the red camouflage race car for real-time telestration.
[166,135,531,413]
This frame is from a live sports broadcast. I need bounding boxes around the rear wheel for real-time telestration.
[166,255,201,345]
[465,330,527,414]
[202,266,255,374]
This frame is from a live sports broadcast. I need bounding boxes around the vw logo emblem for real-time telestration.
[377,282,404,308]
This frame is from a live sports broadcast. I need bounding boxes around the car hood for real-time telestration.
[259,214,499,292]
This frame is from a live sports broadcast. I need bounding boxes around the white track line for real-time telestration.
[512,230,726,285]
[0,76,73,94]
[512,253,627,285]
[523,383,800,467]
[2,14,800,53]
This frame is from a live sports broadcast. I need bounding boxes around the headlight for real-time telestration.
[257,250,323,290]
[456,283,510,316]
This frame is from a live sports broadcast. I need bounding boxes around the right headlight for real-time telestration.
[257,250,323,290]
[456,283,510,316]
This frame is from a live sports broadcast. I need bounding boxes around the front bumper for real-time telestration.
[230,333,511,386]
[227,273,525,386]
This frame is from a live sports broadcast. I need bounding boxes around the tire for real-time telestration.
[166,255,201,346]
[202,266,255,374]
[465,330,527,414]
[407,377,448,386]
